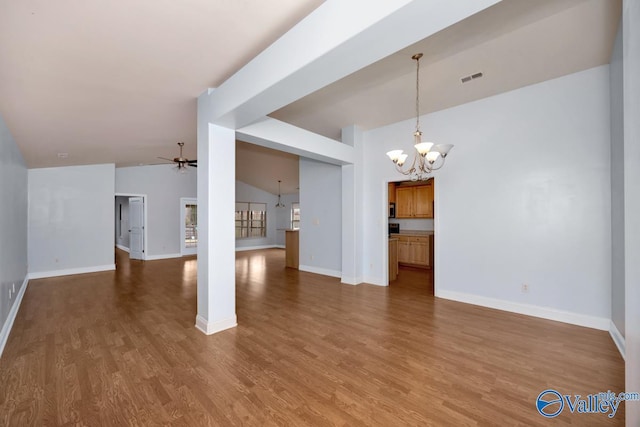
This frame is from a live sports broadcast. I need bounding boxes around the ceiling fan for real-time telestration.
[158,142,197,170]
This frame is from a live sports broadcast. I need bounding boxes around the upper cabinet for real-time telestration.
[395,182,433,218]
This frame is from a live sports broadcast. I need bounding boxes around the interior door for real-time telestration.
[129,197,144,260]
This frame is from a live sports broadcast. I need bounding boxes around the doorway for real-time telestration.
[180,198,198,256]
[114,193,148,261]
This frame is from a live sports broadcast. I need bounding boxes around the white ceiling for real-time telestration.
[0,0,621,195]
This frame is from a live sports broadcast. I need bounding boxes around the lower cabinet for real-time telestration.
[397,235,430,268]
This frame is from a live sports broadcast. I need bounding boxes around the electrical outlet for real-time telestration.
[310,255,314,261]
[521,283,529,293]
[12,283,15,293]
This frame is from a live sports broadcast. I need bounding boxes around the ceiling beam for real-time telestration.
[236,117,354,166]
[205,0,502,130]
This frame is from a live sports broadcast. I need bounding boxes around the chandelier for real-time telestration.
[276,180,285,208]
[386,53,453,181]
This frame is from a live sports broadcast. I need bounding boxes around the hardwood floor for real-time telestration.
[0,249,624,426]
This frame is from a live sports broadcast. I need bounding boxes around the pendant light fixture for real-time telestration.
[276,180,285,208]
[386,53,453,181]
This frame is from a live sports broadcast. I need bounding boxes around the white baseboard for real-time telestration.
[28,264,116,280]
[363,276,386,287]
[609,320,625,360]
[298,264,342,279]
[340,276,363,285]
[0,275,29,358]
[235,245,281,252]
[195,314,237,335]
[273,245,285,249]
[145,253,181,261]
[436,290,610,331]
[115,244,130,253]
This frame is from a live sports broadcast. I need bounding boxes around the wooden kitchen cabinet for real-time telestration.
[395,187,414,218]
[397,235,430,268]
[285,230,299,269]
[395,183,433,218]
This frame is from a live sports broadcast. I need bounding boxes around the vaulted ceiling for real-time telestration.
[0,0,621,195]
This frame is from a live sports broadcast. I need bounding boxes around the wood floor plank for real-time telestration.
[0,248,625,425]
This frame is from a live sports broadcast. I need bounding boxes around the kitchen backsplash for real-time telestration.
[392,219,434,231]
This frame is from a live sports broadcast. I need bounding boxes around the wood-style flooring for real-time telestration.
[0,249,624,426]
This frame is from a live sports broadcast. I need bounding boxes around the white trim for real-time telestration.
[145,253,182,261]
[299,264,342,279]
[115,244,130,253]
[0,276,29,358]
[195,314,237,335]
[28,264,116,280]
[363,275,386,287]
[609,320,626,360]
[235,245,282,252]
[340,276,362,286]
[274,245,285,249]
[436,290,610,331]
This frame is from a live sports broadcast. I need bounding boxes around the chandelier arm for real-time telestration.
[428,156,447,171]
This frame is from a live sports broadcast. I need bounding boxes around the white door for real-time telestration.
[129,197,144,260]
[180,198,197,256]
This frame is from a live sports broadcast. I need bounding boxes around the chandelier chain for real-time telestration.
[415,55,420,132]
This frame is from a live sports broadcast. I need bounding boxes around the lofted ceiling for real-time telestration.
[0,0,621,195]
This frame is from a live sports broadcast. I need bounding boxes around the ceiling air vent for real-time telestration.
[461,72,483,84]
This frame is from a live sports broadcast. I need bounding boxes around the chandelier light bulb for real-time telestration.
[414,142,434,156]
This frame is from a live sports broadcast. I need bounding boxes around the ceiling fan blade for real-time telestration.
[189,163,197,167]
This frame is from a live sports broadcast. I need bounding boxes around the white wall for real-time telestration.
[115,164,196,258]
[299,158,342,277]
[0,113,28,356]
[363,66,612,328]
[235,180,278,249]
[114,196,130,249]
[28,164,115,277]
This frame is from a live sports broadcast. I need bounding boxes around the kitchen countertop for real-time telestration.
[391,230,434,236]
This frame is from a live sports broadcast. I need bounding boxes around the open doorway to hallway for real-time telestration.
[114,193,148,262]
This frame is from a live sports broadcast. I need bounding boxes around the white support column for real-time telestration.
[196,91,237,335]
[341,125,364,285]
[623,0,640,423]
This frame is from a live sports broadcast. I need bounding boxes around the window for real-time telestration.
[291,202,300,230]
[184,203,197,248]
[235,202,267,238]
